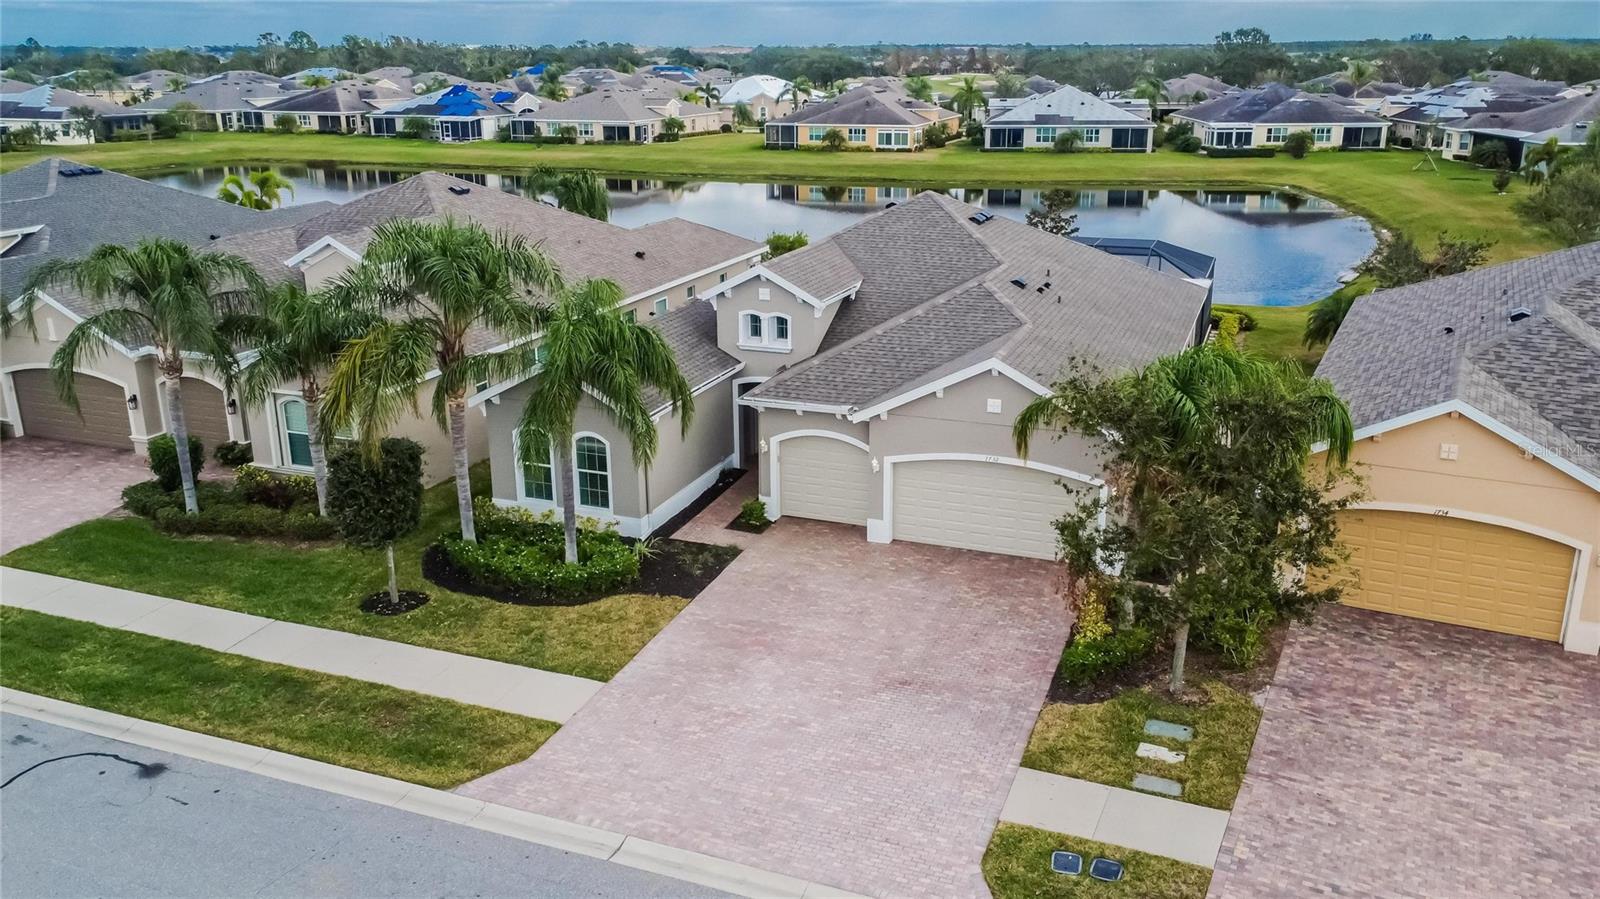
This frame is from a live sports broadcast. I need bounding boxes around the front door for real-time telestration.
[737,383,760,469]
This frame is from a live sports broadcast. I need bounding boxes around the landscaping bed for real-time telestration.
[0,607,557,788]
[983,823,1211,899]
[122,462,334,542]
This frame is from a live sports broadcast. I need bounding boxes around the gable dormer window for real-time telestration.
[740,311,792,352]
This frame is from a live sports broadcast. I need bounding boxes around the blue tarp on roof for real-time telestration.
[514,64,547,76]
[492,91,518,103]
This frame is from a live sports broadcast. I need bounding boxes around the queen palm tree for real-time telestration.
[1131,75,1168,107]
[904,75,934,102]
[321,218,563,543]
[5,239,265,514]
[516,279,693,563]
[217,170,296,210]
[165,75,188,93]
[1521,136,1568,184]
[951,75,986,122]
[692,83,720,106]
[1343,59,1378,86]
[234,283,378,514]
[1303,289,1360,348]
[525,164,610,221]
[659,116,685,140]
[538,79,567,101]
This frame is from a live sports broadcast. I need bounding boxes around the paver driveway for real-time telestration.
[458,517,1070,897]
[1210,605,1600,899]
[0,438,150,554]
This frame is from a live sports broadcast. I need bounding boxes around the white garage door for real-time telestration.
[893,459,1080,559]
[777,436,871,525]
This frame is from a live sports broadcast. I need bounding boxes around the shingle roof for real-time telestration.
[746,192,1209,409]
[0,84,144,119]
[1316,243,1600,480]
[135,70,301,111]
[770,85,949,128]
[1162,73,1236,101]
[257,80,410,115]
[989,83,1152,126]
[525,87,710,124]
[367,83,517,119]
[1452,90,1600,138]
[1177,83,1386,125]
[765,240,862,301]
[641,298,739,413]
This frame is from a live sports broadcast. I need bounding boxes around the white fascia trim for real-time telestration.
[618,250,765,308]
[5,290,140,359]
[739,395,852,416]
[848,358,1048,423]
[701,266,853,313]
[1318,400,1600,494]
[285,235,362,269]
[468,366,538,408]
[650,363,744,421]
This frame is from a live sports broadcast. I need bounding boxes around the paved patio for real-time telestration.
[1210,605,1600,899]
[458,514,1071,898]
[0,438,151,554]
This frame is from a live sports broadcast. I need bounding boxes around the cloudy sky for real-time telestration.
[4,0,1596,47]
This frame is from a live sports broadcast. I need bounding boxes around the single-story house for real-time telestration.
[511,88,718,143]
[367,84,536,141]
[362,66,417,93]
[1438,91,1600,167]
[473,191,1213,555]
[1313,242,1600,655]
[1155,73,1236,117]
[210,172,762,484]
[718,75,798,122]
[0,83,149,143]
[1172,83,1388,150]
[256,80,412,133]
[123,69,189,97]
[0,158,332,453]
[764,84,961,150]
[135,70,304,131]
[983,83,1154,151]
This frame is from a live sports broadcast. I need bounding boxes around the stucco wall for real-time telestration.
[713,277,840,377]
[1324,413,1600,651]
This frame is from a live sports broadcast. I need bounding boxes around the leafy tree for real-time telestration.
[764,231,808,260]
[659,116,684,140]
[327,438,424,606]
[273,113,300,133]
[525,165,610,221]
[1493,167,1512,194]
[1515,166,1600,246]
[1130,75,1168,107]
[515,279,693,563]
[6,239,264,514]
[1025,189,1080,237]
[1014,343,1357,689]
[1359,232,1492,289]
[1213,27,1290,86]
[302,74,332,88]
[234,283,378,515]
[322,218,562,543]
[169,100,209,133]
[921,121,952,148]
[992,72,1025,99]
[904,75,934,102]
[1281,130,1315,158]
[951,75,986,122]
[217,170,295,209]
[1052,130,1084,153]
[65,105,103,142]
[819,128,848,151]
[399,116,432,139]
[1467,138,1510,170]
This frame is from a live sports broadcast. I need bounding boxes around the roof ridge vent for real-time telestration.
[1010,276,1028,289]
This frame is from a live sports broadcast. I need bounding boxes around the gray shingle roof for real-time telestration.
[770,85,950,128]
[1453,90,1600,137]
[257,81,410,115]
[764,240,861,300]
[989,83,1152,126]
[747,192,1209,409]
[1177,83,1385,126]
[0,83,144,119]
[135,70,301,111]
[525,87,711,124]
[642,298,739,413]
[1162,73,1236,101]
[1316,243,1600,480]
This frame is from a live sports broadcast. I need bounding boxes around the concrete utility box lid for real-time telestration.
[1144,719,1194,742]
[1136,742,1187,764]
[1132,773,1183,797]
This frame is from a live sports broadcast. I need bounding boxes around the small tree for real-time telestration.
[399,116,432,140]
[1052,130,1084,153]
[764,231,809,260]
[921,121,952,148]
[217,170,295,210]
[1359,232,1492,290]
[327,438,424,606]
[273,114,300,134]
[1515,166,1600,247]
[819,128,848,151]
[659,116,685,141]
[1162,121,1193,146]
[1468,139,1510,170]
[1492,166,1512,194]
[1281,130,1315,159]
[1025,189,1080,237]
[147,434,205,492]
[525,165,610,221]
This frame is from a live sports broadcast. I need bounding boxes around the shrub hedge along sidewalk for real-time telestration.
[0,608,557,788]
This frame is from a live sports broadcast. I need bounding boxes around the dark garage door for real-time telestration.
[10,369,130,448]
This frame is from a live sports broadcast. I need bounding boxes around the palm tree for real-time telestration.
[992,71,1025,99]
[5,240,264,514]
[692,83,720,106]
[732,101,755,127]
[1303,289,1360,347]
[234,283,378,515]
[538,79,567,101]
[516,279,693,563]
[952,75,986,122]
[1131,75,1168,106]
[660,116,685,139]
[321,218,563,543]
[165,75,188,93]
[525,165,610,220]
[1343,59,1377,86]
[217,170,296,210]
[1522,136,1568,184]
[904,75,934,102]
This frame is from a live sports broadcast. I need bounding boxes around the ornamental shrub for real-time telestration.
[1468,139,1510,170]
[214,440,254,467]
[737,498,769,529]
[152,503,336,540]
[1282,130,1315,159]
[147,433,204,492]
[922,122,952,149]
[235,464,316,510]
[1172,134,1202,153]
[1162,121,1193,146]
[1206,146,1276,158]
[1056,627,1155,686]
[327,440,424,551]
[434,498,638,602]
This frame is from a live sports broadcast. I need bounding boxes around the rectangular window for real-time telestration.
[575,436,610,508]
[1079,128,1100,144]
[719,272,727,282]
[1036,127,1056,144]
[654,296,668,315]
[281,399,311,467]
[535,344,551,364]
[848,127,866,142]
[746,314,762,340]
[848,187,867,202]
[578,123,594,138]
[623,309,636,323]
[685,284,695,299]
[521,438,554,501]
[1313,126,1333,143]
[773,316,789,341]
[1266,126,1288,143]
[877,130,909,147]
[808,127,827,142]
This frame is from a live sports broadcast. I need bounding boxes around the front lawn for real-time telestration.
[1023,682,1261,811]
[1,468,692,681]
[0,608,556,788]
[984,823,1212,899]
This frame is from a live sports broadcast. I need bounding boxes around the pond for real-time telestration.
[147,165,1376,306]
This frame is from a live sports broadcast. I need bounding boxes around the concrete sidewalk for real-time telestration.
[1000,768,1231,868]
[0,567,601,723]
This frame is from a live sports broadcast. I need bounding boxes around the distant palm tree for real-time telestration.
[1521,136,1568,184]
[1131,75,1169,106]
[1343,59,1378,86]
[234,283,378,515]
[217,170,296,209]
[526,165,610,221]
[660,116,685,139]
[1303,289,1360,347]
[904,75,934,102]
[538,79,567,101]
[165,75,187,93]
[952,75,986,122]
[732,101,755,127]
[321,219,563,542]
[302,74,332,88]
[992,72,1025,99]
[6,240,264,514]
[516,279,693,563]
[693,83,720,106]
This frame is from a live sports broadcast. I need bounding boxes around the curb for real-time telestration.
[0,689,867,898]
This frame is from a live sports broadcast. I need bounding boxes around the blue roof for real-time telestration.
[515,63,547,76]
[492,90,518,103]
[1072,236,1216,280]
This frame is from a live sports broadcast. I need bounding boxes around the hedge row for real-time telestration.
[432,499,639,602]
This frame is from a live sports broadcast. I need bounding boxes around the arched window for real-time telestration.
[521,435,554,501]
[575,435,611,510]
[739,312,792,351]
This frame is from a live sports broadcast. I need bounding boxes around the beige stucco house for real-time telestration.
[1171,83,1388,151]
[1314,243,1600,654]
[476,192,1214,554]
[512,88,720,143]
[763,83,961,150]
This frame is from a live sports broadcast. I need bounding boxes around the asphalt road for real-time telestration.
[0,713,728,898]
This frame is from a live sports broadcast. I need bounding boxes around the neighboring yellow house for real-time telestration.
[1313,243,1600,654]
[1171,82,1388,150]
[763,84,960,150]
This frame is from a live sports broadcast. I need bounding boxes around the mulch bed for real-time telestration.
[421,537,741,607]
[1048,623,1289,706]
[726,514,771,534]
[360,589,431,616]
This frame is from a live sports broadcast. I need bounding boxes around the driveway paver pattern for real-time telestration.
[1210,605,1600,899]
[458,517,1071,898]
[0,438,151,553]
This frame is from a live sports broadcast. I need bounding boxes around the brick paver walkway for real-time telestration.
[458,516,1071,898]
[1210,605,1600,899]
[0,438,151,553]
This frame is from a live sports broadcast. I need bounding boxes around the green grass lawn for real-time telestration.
[984,823,1212,899]
[0,608,556,788]
[1023,683,1262,811]
[1,469,687,681]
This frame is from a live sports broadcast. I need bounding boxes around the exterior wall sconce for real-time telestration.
[226,398,238,415]
[126,394,138,411]
[759,439,768,454]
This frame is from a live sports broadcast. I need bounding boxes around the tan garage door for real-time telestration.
[10,369,130,448]
[1334,510,1574,641]
[178,378,231,450]
[777,436,870,525]
[893,459,1078,559]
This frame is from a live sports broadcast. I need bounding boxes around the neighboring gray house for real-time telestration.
[475,191,1213,557]
[512,87,719,142]
[1438,91,1600,167]
[135,70,304,131]
[256,80,412,133]
[0,158,331,453]
[0,83,149,143]
[983,84,1155,151]
[763,84,961,149]
[1172,83,1388,150]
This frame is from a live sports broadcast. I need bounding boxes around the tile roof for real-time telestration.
[988,83,1152,126]
[1316,243,1600,480]
[1177,83,1385,125]
[747,192,1209,409]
